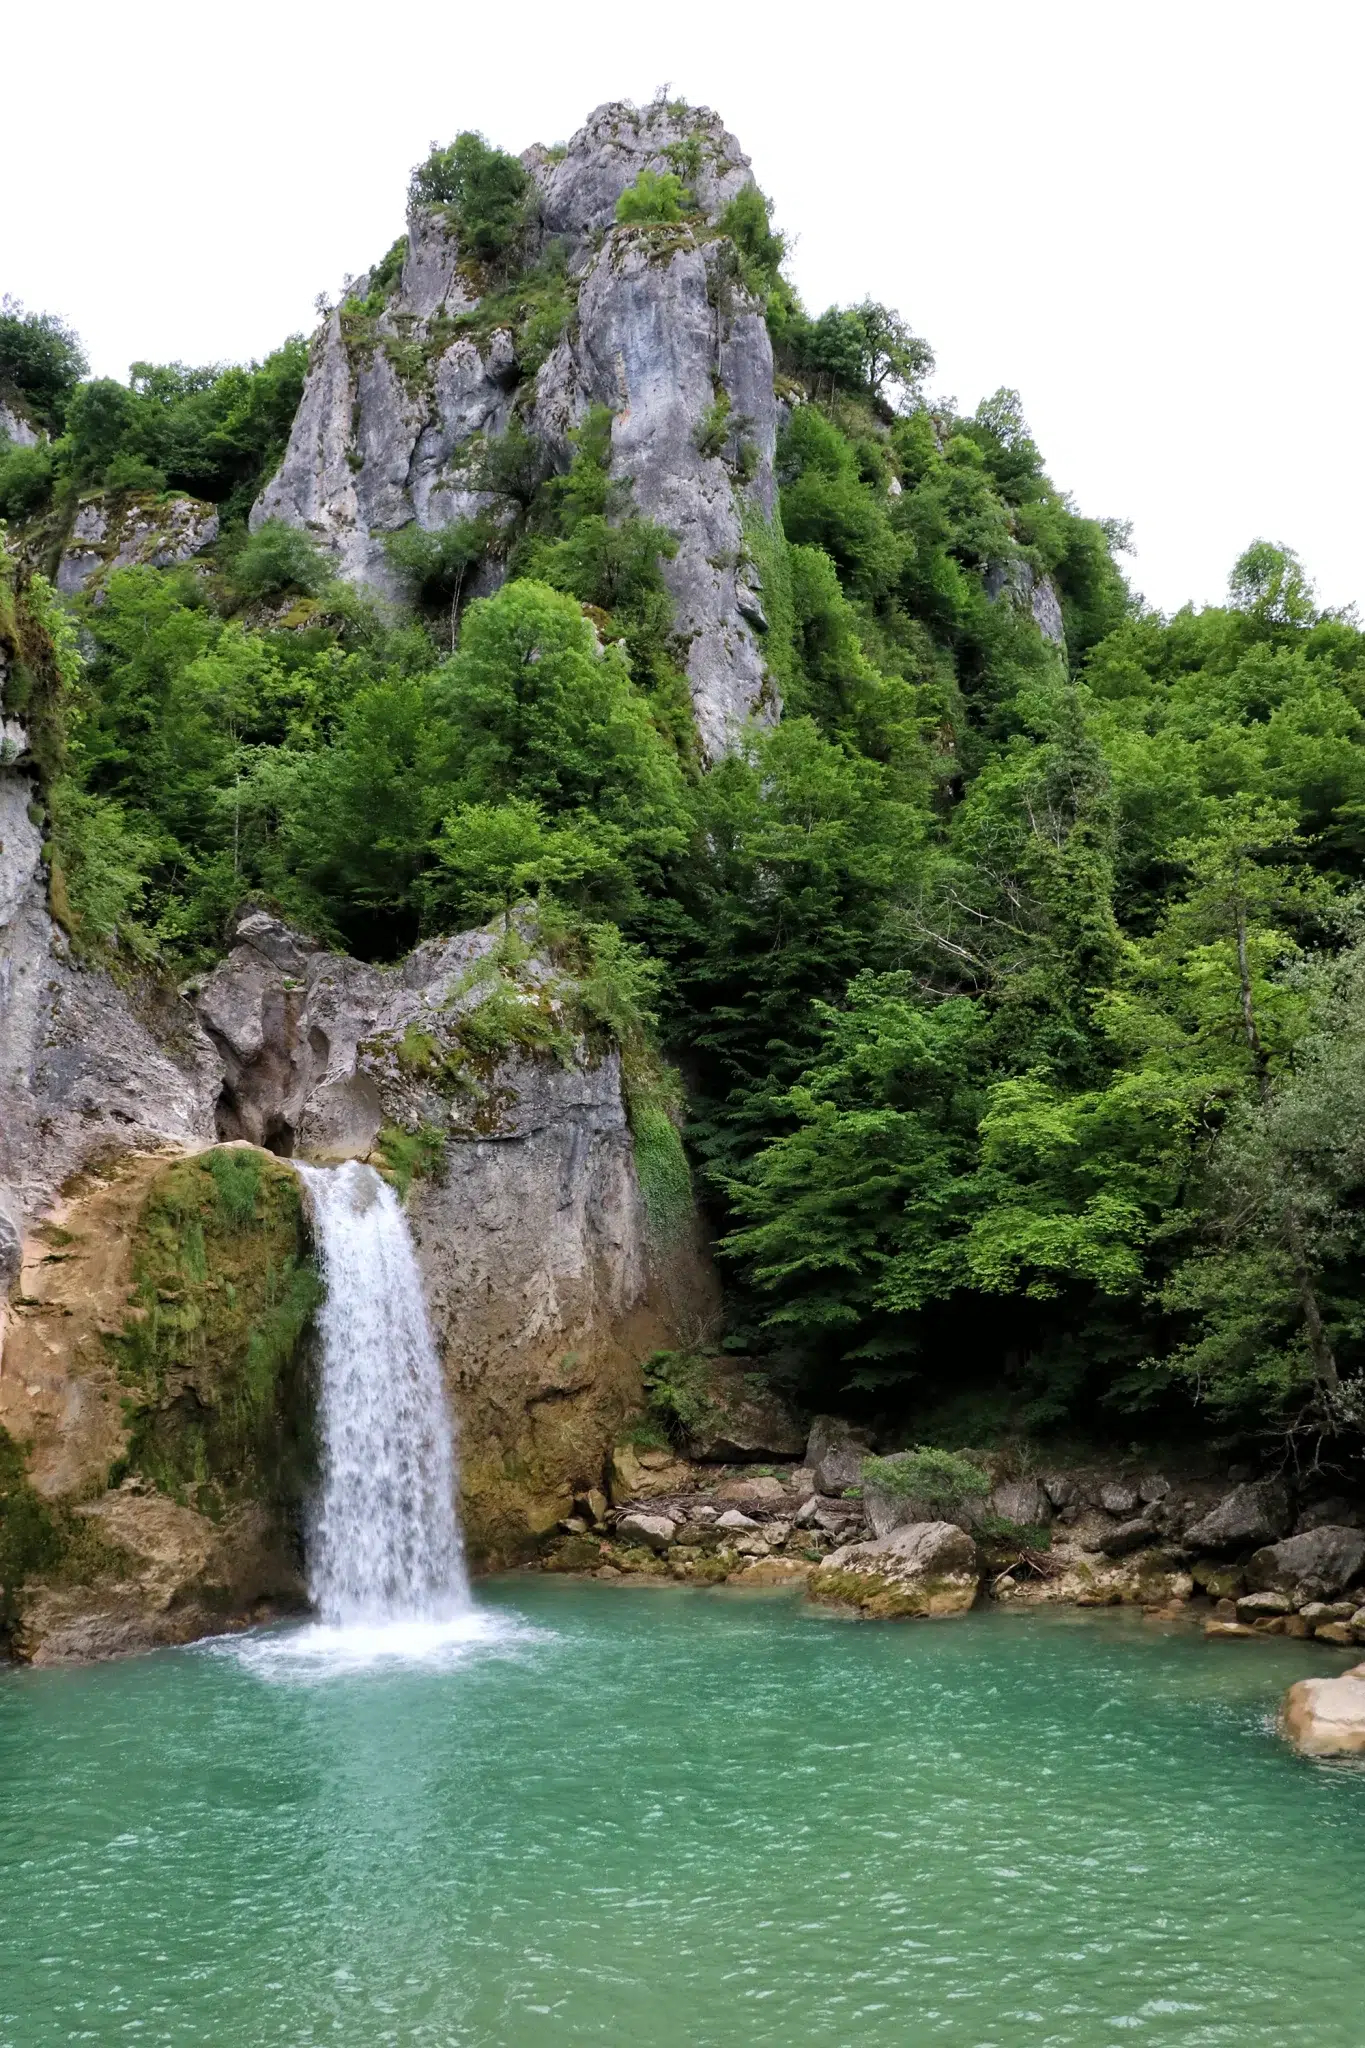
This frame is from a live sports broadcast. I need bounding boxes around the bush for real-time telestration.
[861,1447,991,1515]
[228,520,332,602]
[411,132,530,265]
[615,170,688,225]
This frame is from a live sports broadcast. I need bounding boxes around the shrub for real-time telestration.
[228,519,332,601]
[411,132,530,265]
[615,170,688,225]
[0,297,87,431]
[861,1446,991,1516]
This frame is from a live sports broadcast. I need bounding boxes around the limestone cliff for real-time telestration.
[253,101,779,758]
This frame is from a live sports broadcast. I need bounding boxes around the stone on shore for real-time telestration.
[1246,1527,1365,1606]
[1282,1663,1365,1757]
[807,1520,979,1621]
[615,1512,676,1551]
[1183,1480,1292,1556]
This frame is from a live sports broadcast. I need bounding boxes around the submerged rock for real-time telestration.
[808,1520,979,1620]
[1281,1663,1365,1757]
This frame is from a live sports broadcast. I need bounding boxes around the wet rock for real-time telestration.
[1182,1480,1293,1556]
[729,1555,812,1589]
[1245,1527,1365,1605]
[616,1511,676,1550]
[1282,1664,1365,1756]
[1204,1621,1262,1641]
[808,1521,979,1621]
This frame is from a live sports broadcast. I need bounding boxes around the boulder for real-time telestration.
[807,1521,979,1621]
[1099,1517,1159,1558]
[1182,1480,1292,1556]
[1138,1474,1171,1504]
[1098,1483,1140,1517]
[1315,1622,1357,1647]
[615,1512,676,1551]
[1246,1527,1365,1605]
[609,1444,694,1503]
[716,1508,758,1531]
[1293,1496,1363,1534]
[806,1416,873,1499]
[1236,1591,1293,1621]
[1282,1664,1365,1757]
[713,1473,791,1509]
[1299,1601,1357,1628]
[1042,1472,1079,1512]
[989,1478,1050,1527]
[678,1359,805,1462]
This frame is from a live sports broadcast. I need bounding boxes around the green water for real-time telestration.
[2,1583,1362,2047]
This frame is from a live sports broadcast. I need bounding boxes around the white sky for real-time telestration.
[6,0,1362,619]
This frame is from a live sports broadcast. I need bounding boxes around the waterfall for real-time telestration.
[296,1160,468,1626]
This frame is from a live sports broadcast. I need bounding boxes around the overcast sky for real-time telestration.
[6,0,1361,618]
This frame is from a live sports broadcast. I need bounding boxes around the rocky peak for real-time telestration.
[252,98,779,758]
[532,100,754,264]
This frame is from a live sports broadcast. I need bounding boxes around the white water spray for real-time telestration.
[296,1160,468,1626]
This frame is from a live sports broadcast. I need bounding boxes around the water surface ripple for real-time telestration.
[2,1584,1361,2046]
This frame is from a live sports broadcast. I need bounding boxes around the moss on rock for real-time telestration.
[108,1147,321,1513]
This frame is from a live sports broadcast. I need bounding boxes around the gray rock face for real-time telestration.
[1184,1479,1293,1556]
[533,101,754,268]
[55,493,219,599]
[1246,1527,1365,1605]
[983,557,1066,649]
[0,402,39,448]
[0,748,219,1231]
[253,100,779,757]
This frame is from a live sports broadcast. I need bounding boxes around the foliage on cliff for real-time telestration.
[10,98,1365,1459]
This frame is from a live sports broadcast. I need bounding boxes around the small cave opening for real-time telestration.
[262,1116,296,1158]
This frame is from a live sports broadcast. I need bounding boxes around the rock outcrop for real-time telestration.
[253,101,779,758]
[54,491,219,599]
[984,558,1066,649]
[809,1520,980,1620]
[0,402,39,448]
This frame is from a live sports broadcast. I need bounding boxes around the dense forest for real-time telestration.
[4,128,1365,1472]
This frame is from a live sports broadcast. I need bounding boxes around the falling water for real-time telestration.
[296,1160,468,1625]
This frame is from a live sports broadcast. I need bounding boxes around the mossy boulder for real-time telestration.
[808,1521,979,1620]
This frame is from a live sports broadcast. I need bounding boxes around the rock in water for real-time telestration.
[1183,1480,1293,1556]
[808,1521,979,1620]
[1282,1664,1365,1757]
[1245,1527,1365,1605]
